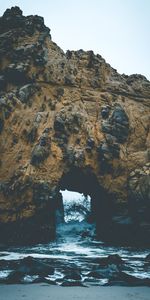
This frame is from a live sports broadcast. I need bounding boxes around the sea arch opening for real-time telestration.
[55,167,113,241]
[60,190,91,223]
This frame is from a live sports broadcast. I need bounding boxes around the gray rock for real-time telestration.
[31,144,49,165]
[18,84,36,103]
[101,105,129,143]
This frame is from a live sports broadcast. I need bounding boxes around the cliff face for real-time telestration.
[0,7,150,245]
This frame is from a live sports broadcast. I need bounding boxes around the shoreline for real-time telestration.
[0,284,150,300]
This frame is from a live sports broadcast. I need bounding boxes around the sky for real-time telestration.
[60,190,90,202]
[0,0,149,79]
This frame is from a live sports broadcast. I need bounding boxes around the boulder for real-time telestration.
[17,256,54,276]
[110,272,150,286]
[63,270,82,281]
[61,280,85,287]
[145,254,150,262]
[6,271,24,284]
[87,271,105,279]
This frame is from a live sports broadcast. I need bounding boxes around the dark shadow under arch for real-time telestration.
[56,166,113,239]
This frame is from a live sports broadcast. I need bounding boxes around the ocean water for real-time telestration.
[0,191,149,285]
[0,219,150,284]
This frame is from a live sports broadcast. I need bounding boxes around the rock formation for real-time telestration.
[0,7,150,245]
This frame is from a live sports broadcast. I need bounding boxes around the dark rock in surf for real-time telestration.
[61,280,85,287]
[63,270,82,281]
[16,256,54,276]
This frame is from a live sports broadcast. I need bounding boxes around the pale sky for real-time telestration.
[60,190,90,202]
[0,0,150,80]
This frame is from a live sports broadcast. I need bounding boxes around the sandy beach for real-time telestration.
[0,284,150,300]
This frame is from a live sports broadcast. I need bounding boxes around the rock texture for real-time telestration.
[0,7,150,245]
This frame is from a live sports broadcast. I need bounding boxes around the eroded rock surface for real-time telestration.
[0,7,150,245]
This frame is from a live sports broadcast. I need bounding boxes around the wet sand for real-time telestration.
[0,284,149,300]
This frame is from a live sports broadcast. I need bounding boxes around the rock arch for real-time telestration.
[56,167,113,236]
[0,7,150,246]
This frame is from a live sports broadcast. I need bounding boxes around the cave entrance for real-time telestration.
[55,167,112,240]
